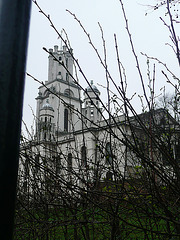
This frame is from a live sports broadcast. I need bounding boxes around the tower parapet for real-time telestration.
[48,45,74,83]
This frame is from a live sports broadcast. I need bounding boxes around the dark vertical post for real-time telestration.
[0,0,31,239]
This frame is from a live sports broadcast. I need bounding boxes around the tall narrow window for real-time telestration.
[66,58,68,67]
[56,155,61,175]
[81,146,87,166]
[44,132,46,140]
[91,109,94,117]
[67,153,72,171]
[106,142,112,164]
[34,154,40,174]
[64,108,68,132]
[175,143,180,162]
[66,73,69,81]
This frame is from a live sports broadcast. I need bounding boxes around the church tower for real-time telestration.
[82,80,101,128]
[36,45,82,141]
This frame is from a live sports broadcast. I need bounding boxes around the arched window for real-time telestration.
[44,89,49,97]
[106,142,112,164]
[64,89,74,97]
[66,73,69,81]
[44,132,46,140]
[91,109,94,117]
[64,109,68,132]
[81,146,87,166]
[67,153,72,171]
[56,155,61,175]
[34,154,40,174]
[106,171,113,181]
[66,58,68,67]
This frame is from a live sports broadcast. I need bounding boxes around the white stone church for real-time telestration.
[19,45,179,189]
[28,44,133,182]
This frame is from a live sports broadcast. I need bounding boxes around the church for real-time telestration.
[16,44,180,240]
[19,45,180,192]
[32,44,130,181]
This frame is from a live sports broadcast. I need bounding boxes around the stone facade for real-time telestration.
[19,45,180,192]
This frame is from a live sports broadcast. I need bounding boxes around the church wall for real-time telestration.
[22,45,147,195]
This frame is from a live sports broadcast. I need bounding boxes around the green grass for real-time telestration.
[14,201,179,240]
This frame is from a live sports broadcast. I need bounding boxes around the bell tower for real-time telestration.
[82,80,101,128]
[36,45,82,140]
[48,45,74,83]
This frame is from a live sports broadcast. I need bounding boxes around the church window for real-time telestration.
[34,154,40,174]
[175,143,180,163]
[67,153,72,171]
[66,58,68,67]
[81,146,87,166]
[44,90,49,97]
[91,110,94,117]
[44,132,46,140]
[64,89,74,97]
[58,71,61,75]
[64,109,68,132]
[56,156,61,175]
[66,73,69,81]
[59,56,62,61]
[45,117,47,122]
[106,171,113,181]
[106,142,113,164]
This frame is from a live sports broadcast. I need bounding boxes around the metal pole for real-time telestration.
[0,0,31,239]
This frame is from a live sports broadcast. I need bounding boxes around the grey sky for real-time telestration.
[23,0,179,133]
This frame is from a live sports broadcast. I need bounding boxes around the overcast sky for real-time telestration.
[23,0,179,133]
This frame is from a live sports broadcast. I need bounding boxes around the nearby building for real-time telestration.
[19,45,180,195]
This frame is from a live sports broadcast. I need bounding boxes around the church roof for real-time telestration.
[86,80,100,94]
[41,99,54,111]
